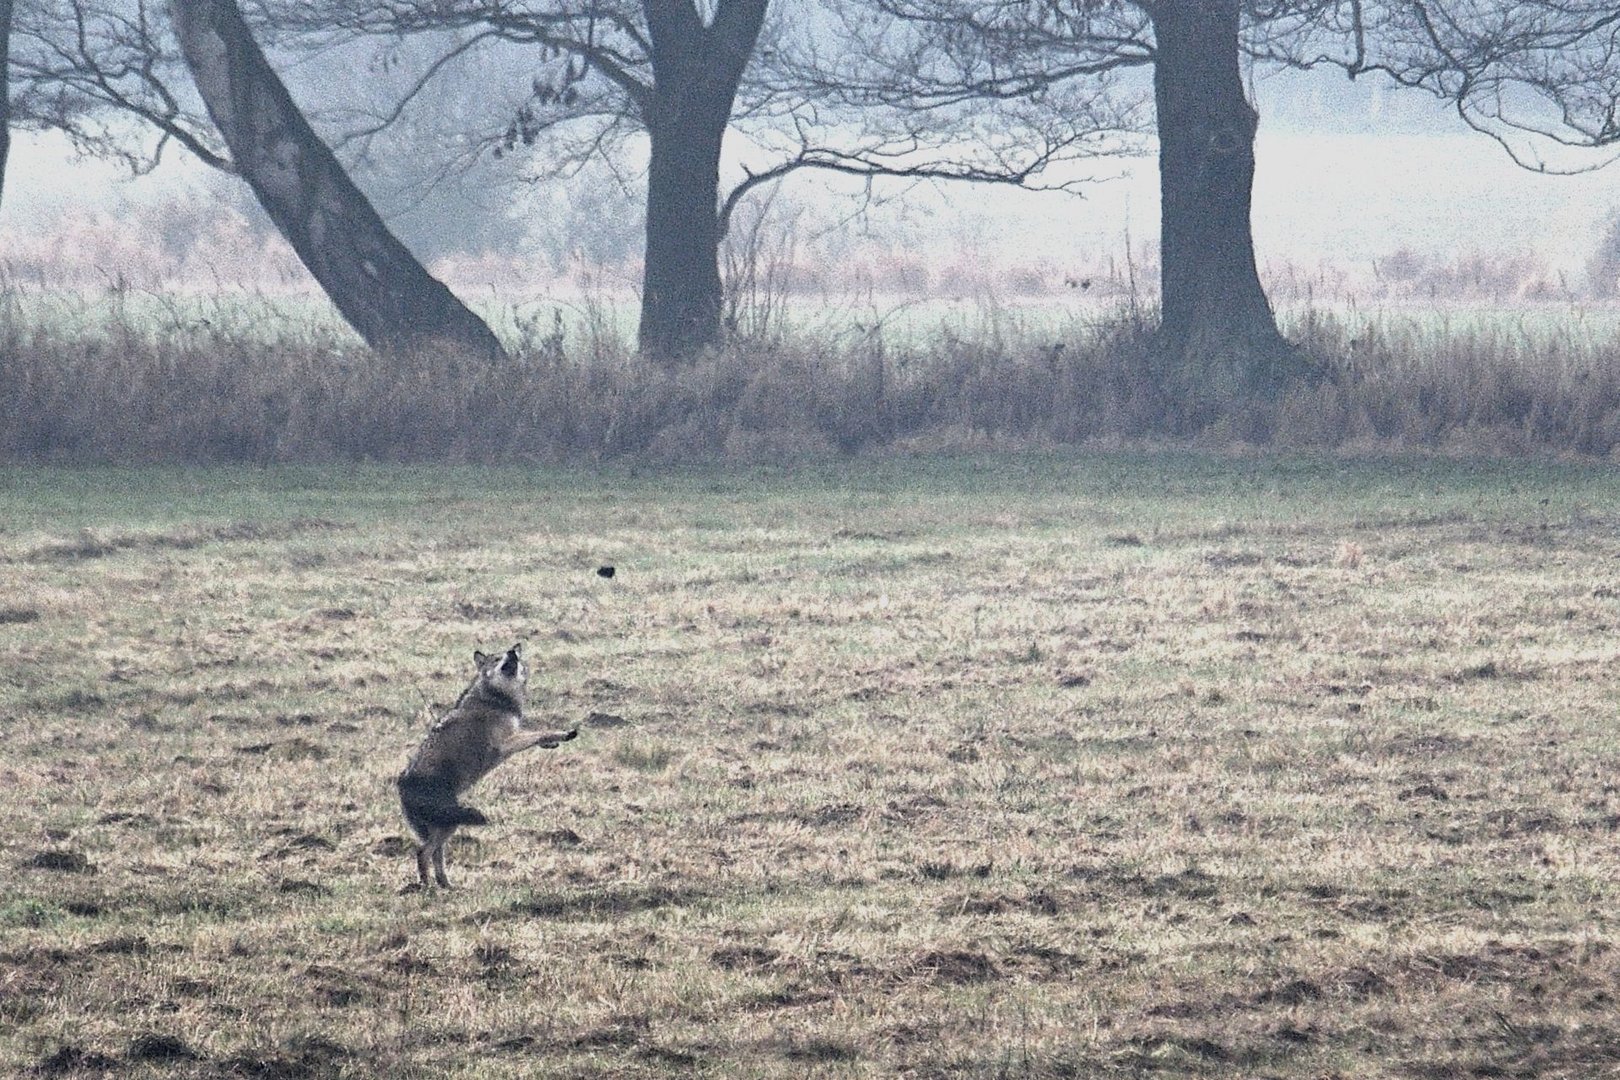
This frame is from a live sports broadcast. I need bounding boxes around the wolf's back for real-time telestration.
[397,773,489,837]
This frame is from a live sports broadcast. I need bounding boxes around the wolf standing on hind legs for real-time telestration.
[398,644,577,888]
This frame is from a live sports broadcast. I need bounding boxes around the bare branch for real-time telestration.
[717,130,1101,240]
[12,0,233,173]
[330,29,498,154]
[1251,0,1620,171]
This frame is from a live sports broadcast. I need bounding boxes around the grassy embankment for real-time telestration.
[3,454,1620,1077]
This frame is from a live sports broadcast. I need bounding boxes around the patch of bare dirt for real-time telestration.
[710,945,780,972]
[1070,864,1220,902]
[1005,942,1088,978]
[508,884,701,919]
[796,802,863,827]
[219,1035,353,1079]
[938,889,1062,917]
[35,1045,119,1075]
[571,1017,648,1049]
[911,949,1000,984]
[919,858,992,881]
[127,1033,199,1063]
[781,1037,858,1063]
[22,850,93,874]
[737,985,832,1011]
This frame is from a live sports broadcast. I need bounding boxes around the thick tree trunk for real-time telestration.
[171,0,504,360]
[639,104,728,358]
[1150,0,1299,398]
[638,0,768,361]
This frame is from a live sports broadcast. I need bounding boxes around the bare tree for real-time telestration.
[260,0,776,357]
[13,0,1141,360]
[638,0,768,356]
[11,0,504,357]
[260,0,1141,360]
[1153,0,1294,391]
[804,0,1299,399]
[11,0,222,173]
[807,0,1620,403]
[1249,2,1620,166]
[171,0,504,358]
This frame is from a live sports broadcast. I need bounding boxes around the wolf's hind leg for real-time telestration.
[415,841,433,887]
[430,826,455,888]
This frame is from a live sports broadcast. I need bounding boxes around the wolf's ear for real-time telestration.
[473,650,489,667]
[509,643,523,659]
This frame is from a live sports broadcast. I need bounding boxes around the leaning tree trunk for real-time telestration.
[171,0,504,360]
[1150,0,1300,402]
[638,0,768,361]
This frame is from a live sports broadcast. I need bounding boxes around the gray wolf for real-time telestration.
[397,644,576,887]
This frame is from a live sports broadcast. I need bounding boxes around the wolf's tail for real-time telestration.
[398,773,489,837]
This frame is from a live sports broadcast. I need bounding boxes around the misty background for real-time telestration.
[6,59,1614,307]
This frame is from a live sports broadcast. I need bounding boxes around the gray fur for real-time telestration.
[397,644,577,887]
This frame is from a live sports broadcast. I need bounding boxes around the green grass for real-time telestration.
[4,452,1620,1077]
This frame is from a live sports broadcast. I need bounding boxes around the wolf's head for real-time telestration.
[472,643,527,707]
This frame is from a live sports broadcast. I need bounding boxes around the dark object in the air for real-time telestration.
[597,566,616,579]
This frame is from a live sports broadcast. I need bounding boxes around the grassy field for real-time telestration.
[3,453,1620,1078]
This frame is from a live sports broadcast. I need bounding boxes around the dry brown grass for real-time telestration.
[2,455,1620,1077]
[5,291,1620,463]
